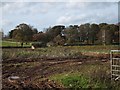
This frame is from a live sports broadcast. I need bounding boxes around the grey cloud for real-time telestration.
[2,2,51,16]
[66,2,117,10]
[57,2,117,25]
[2,19,13,27]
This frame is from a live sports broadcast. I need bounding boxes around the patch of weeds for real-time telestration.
[60,75,90,88]
[50,68,120,89]
[50,73,91,88]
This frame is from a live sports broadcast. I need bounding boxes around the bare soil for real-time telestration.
[2,55,110,89]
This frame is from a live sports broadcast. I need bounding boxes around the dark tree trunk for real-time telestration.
[21,42,23,47]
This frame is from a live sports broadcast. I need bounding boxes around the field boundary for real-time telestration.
[1,46,31,48]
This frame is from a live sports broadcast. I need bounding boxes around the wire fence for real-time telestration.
[110,50,120,81]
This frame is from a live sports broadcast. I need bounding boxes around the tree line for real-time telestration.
[8,23,119,46]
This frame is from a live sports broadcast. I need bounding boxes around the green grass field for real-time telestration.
[2,44,119,60]
[1,40,119,52]
[2,40,119,60]
[1,41,31,47]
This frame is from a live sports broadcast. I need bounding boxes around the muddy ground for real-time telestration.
[2,53,112,89]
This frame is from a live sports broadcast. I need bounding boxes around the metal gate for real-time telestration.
[110,50,120,80]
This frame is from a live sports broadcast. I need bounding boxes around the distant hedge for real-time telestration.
[31,42,46,48]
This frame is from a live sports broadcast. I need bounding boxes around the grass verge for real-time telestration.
[49,61,120,89]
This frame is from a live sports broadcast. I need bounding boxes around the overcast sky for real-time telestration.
[0,0,119,35]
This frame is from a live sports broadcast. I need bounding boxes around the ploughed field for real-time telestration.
[2,46,120,89]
